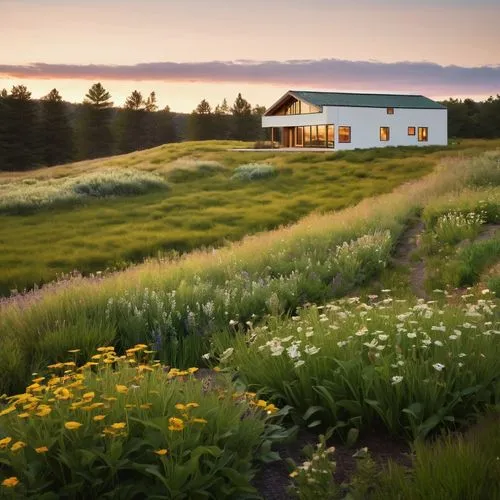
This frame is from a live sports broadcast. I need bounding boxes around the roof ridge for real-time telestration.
[290,89,427,98]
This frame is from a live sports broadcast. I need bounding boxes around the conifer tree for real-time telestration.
[79,83,114,159]
[40,89,74,166]
[187,99,214,140]
[0,85,40,170]
[231,93,254,140]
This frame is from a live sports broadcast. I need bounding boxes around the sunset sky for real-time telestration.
[1,0,499,112]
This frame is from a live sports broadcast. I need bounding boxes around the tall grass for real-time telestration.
[371,415,500,499]
[0,168,168,214]
[0,150,498,395]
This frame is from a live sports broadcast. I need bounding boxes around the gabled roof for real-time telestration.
[265,90,446,115]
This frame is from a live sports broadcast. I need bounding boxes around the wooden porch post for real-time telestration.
[271,127,274,149]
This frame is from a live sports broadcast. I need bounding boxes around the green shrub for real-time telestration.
[0,169,168,214]
[231,163,277,181]
[0,345,284,498]
[217,293,500,439]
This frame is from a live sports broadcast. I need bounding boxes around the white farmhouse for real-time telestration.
[262,90,448,150]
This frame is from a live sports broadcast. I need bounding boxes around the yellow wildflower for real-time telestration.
[103,358,117,364]
[47,362,65,370]
[265,404,278,414]
[97,347,115,352]
[93,415,106,421]
[188,367,199,374]
[115,385,128,394]
[10,441,26,453]
[255,400,267,408]
[35,446,49,454]
[91,354,102,360]
[1,477,19,488]
[134,344,148,350]
[32,377,45,383]
[64,421,83,430]
[153,449,168,456]
[102,396,117,402]
[36,406,52,417]
[125,404,136,409]
[175,403,187,411]
[168,417,184,431]
[64,362,76,368]
[0,406,16,417]
[137,365,153,373]
[0,437,12,449]
[192,418,208,424]
[68,349,81,354]
[17,412,30,419]
[47,377,61,387]
[110,422,126,430]
[186,402,199,409]
[126,347,140,356]
[289,471,299,478]
[139,403,152,409]
[82,392,95,400]
[54,387,72,400]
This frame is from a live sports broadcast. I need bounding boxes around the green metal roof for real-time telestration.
[289,90,446,110]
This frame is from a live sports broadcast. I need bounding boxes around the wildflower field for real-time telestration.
[0,138,499,295]
[0,141,499,498]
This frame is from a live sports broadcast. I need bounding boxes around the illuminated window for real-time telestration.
[387,107,394,115]
[408,126,416,136]
[418,127,428,142]
[338,126,351,143]
[380,127,390,141]
[296,127,303,146]
[303,126,311,147]
[327,125,334,148]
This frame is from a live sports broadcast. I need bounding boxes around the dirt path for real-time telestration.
[252,429,411,499]
[391,219,427,299]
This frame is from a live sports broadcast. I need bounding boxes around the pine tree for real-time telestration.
[144,92,158,112]
[0,85,40,170]
[124,90,143,110]
[188,99,214,140]
[40,89,74,166]
[84,82,113,108]
[79,83,114,159]
[231,93,254,140]
[214,98,231,139]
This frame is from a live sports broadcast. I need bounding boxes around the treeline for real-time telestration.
[0,83,266,171]
[441,95,500,138]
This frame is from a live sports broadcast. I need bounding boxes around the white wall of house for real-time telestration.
[262,106,448,149]
[325,106,448,149]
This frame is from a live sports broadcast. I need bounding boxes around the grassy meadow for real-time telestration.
[0,141,499,498]
[1,138,499,295]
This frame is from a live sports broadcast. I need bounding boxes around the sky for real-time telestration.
[1,0,499,112]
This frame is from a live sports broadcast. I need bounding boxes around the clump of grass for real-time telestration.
[372,415,500,500]
[0,168,168,214]
[231,163,277,181]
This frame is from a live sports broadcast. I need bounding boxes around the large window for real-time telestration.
[418,127,428,142]
[408,126,416,136]
[387,107,394,115]
[303,126,311,147]
[296,127,303,146]
[380,127,390,141]
[327,125,334,148]
[276,98,321,115]
[338,126,351,143]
